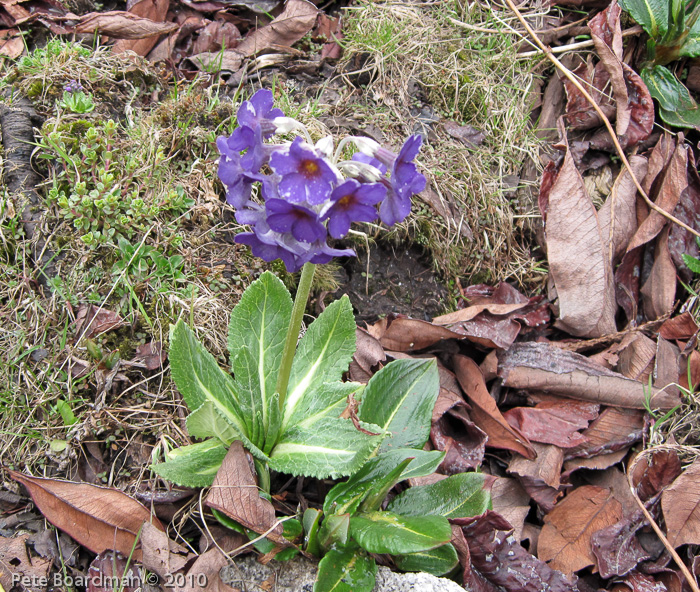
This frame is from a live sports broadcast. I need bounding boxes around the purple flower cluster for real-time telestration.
[64,80,83,94]
[217,89,426,272]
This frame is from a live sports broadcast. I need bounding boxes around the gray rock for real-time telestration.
[220,554,466,592]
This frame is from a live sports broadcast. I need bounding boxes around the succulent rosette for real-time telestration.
[217,88,426,272]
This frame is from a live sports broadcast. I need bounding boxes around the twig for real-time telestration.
[504,0,700,241]
[517,25,643,57]
[627,450,700,592]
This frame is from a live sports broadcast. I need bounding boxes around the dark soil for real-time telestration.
[334,243,449,323]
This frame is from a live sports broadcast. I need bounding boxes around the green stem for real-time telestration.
[254,458,271,495]
[276,262,316,412]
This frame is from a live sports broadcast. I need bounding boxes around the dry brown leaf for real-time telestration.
[453,354,536,459]
[113,0,170,56]
[503,400,598,448]
[190,0,317,72]
[140,521,190,579]
[631,449,682,502]
[586,466,639,517]
[599,156,647,263]
[76,11,178,38]
[0,534,52,592]
[430,391,488,473]
[368,315,460,351]
[640,228,677,321]
[6,470,163,560]
[490,477,531,541]
[653,337,680,402]
[349,326,385,383]
[87,551,140,592]
[628,141,688,251]
[661,458,700,547]
[74,305,125,340]
[542,120,616,338]
[0,29,23,58]
[589,1,630,135]
[566,407,644,460]
[643,133,676,195]
[508,442,564,511]
[510,448,563,511]
[182,548,234,592]
[563,449,628,474]
[133,340,166,370]
[204,441,283,541]
[433,302,527,325]
[497,342,678,409]
[539,485,623,577]
[616,332,655,382]
[659,312,699,341]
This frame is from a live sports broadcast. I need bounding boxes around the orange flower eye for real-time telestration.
[301,160,319,175]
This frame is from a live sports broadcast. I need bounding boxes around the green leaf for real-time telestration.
[283,296,356,430]
[290,381,363,428]
[683,253,700,274]
[642,65,697,111]
[269,417,382,479]
[394,544,459,576]
[358,358,440,453]
[186,401,239,444]
[319,513,350,550]
[230,345,265,448]
[151,439,227,487]
[323,449,445,516]
[387,472,492,519]
[679,36,700,57]
[350,511,451,555]
[619,0,668,37]
[211,509,246,534]
[659,104,700,129]
[303,508,323,557]
[228,271,292,436]
[169,321,247,436]
[358,458,413,513]
[314,545,376,592]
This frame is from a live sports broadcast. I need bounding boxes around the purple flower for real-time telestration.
[308,241,356,264]
[235,232,299,272]
[217,145,258,209]
[266,199,327,243]
[378,135,426,226]
[64,80,83,94]
[237,89,284,138]
[323,179,385,238]
[224,125,270,173]
[270,137,338,205]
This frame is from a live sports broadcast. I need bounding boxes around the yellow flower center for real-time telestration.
[301,160,319,176]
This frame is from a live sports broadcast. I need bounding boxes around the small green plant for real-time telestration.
[621,0,700,126]
[60,80,95,114]
[15,39,91,77]
[40,119,194,247]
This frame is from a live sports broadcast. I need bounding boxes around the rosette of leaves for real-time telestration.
[151,271,441,483]
[620,0,700,126]
[302,363,493,591]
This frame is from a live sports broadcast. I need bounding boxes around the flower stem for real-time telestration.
[276,262,316,412]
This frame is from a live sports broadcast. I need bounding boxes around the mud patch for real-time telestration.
[334,243,449,323]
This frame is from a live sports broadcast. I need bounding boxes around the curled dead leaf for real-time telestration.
[6,469,163,560]
[204,441,283,542]
[76,11,178,39]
